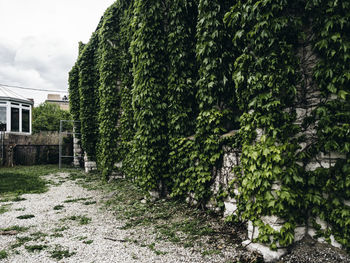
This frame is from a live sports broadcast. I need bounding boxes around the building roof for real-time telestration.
[0,85,34,105]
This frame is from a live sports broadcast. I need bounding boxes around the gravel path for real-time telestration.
[0,173,240,263]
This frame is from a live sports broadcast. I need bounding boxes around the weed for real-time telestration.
[53,205,64,210]
[0,250,8,259]
[53,226,69,232]
[25,244,48,252]
[51,233,64,238]
[0,204,9,214]
[11,236,33,248]
[83,200,96,205]
[50,245,75,260]
[68,172,86,181]
[147,243,167,255]
[64,197,90,203]
[0,225,30,233]
[201,249,221,256]
[83,240,93,244]
[15,207,25,211]
[62,215,91,225]
[12,196,26,202]
[17,214,35,219]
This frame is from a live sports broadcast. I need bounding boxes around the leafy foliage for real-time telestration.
[68,0,350,251]
[130,0,170,192]
[97,3,123,179]
[32,102,72,133]
[77,31,100,161]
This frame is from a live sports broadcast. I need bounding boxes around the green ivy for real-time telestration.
[77,31,101,161]
[191,0,238,203]
[225,0,304,247]
[97,2,123,179]
[304,0,350,250]
[130,0,170,193]
[166,0,198,196]
[119,0,136,180]
[68,0,350,252]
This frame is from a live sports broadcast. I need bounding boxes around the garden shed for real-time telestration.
[0,85,33,134]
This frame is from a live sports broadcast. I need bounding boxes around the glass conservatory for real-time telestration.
[0,86,33,134]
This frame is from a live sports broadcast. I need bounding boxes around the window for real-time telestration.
[0,106,6,131]
[22,109,30,133]
[11,107,19,132]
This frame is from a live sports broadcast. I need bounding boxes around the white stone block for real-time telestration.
[149,191,160,199]
[242,240,287,262]
[344,200,350,207]
[294,226,306,242]
[261,215,284,226]
[316,217,328,230]
[330,235,342,249]
[114,161,123,168]
[224,201,237,217]
[247,221,259,240]
[271,182,281,191]
[305,161,321,171]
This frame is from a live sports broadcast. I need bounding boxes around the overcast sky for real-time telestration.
[0,0,116,105]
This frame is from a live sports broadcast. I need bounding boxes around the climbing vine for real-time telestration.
[77,31,101,161]
[191,0,238,203]
[68,0,350,252]
[166,0,198,196]
[225,0,304,248]
[97,2,124,179]
[304,0,350,250]
[130,0,170,193]
[68,62,80,137]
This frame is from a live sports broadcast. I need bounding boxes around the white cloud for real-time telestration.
[0,0,116,105]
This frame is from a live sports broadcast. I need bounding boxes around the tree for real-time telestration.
[32,102,72,133]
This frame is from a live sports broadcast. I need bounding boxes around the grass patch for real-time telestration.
[201,249,221,256]
[63,197,90,203]
[147,243,167,255]
[53,226,69,232]
[11,236,33,248]
[61,215,91,225]
[12,196,26,202]
[53,205,64,210]
[0,204,9,214]
[17,214,35,219]
[30,231,47,240]
[0,165,57,195]
[95,178,246,257]
[83,200,96,205]
[51,233,64,238]
[25,244,48,252]
[83,240,93,244]
[0,225,30,232]
[0,250,8,259]
[0,165,84,196]
[50,245,75,260]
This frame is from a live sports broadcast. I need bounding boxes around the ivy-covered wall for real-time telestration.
[68,0,350,258]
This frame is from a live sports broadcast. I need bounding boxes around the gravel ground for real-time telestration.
[1,172,350,263]
[0,173,243,263]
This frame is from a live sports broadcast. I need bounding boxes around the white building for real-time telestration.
[0,85,33,134]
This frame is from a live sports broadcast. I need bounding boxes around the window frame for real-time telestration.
[0,100,32,134]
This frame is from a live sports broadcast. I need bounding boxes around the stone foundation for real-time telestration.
[84,153,97,173]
